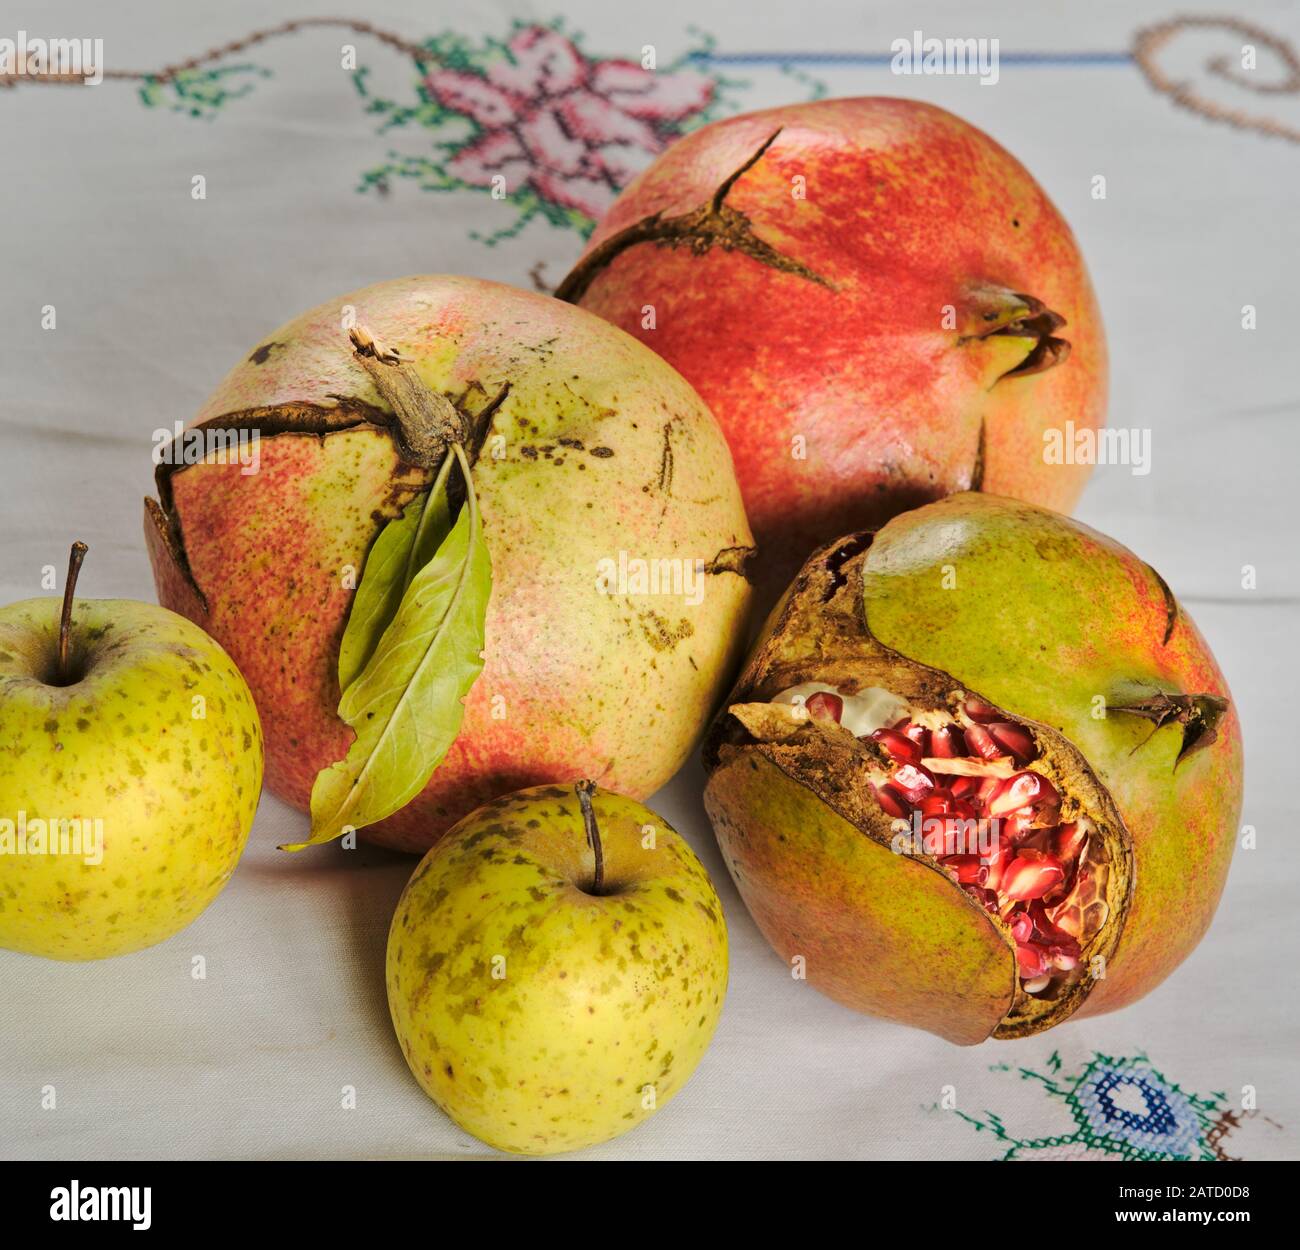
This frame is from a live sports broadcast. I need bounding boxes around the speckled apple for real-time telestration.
[386,783,728,1154]
[0,592,262,960]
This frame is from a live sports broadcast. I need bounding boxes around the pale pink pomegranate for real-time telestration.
[146,276,753,851]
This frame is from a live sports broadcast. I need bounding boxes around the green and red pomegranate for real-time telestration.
[145,275,754,852]
[704,494,1241,1043]
[561,98,1106,584]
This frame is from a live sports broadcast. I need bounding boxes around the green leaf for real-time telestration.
[286,444,490,850]
[336,452,454,694]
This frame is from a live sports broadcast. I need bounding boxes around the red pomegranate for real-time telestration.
[560,98,1106,585]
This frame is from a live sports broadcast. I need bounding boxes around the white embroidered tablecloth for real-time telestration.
[1,0,1296,1160]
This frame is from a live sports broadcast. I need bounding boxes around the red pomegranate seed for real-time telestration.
[987,721,1036,762]
[1026,900,1073,945]
[999,812,1037,844]
[804,691,843,723]
[949,775,981,800]
[924,799,981,856]
[1002,852,1066,901]
[1051,931,1081,959]
[871,728,921,766]
[1042,879,1071,909]
[987,772,1038,817]
[981,834,1010,891]
[975,776,1003,808]
[919,792,953,817]
[965,697,1000,723]
[901,721,931,752]
[930,725,966,758]
[988,771,1058,818]
[875,784,909,818]
[964,724,1004,761]
[1010,911,1034,943]
[1054,822,1086,861]
[1016,943,1049,977]
[942,854,985,884]
[891,763,935,804]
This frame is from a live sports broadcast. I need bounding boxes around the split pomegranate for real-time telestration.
[702,493,1243,1044]
[766,672,1112,1002]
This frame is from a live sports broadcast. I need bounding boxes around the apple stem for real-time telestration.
[57,541,89,685]
[575,780,605,895]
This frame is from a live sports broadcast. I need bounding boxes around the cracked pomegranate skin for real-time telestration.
[704,494,1242,1043]
[565,98,1107,583]
[145,276,753,852]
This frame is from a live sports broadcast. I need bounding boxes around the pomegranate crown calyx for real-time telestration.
[1111,689,1231,766]
[349,325,467,469]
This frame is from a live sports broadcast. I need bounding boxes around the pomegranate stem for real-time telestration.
[348,325,465,468]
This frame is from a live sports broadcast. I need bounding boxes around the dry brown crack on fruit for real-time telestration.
[554,129,833,304]
[703,494,1241,1044]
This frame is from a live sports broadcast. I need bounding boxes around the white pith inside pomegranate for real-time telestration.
[772,686,1111,1003]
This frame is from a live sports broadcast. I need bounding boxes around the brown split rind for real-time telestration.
[703,532,1136,1040]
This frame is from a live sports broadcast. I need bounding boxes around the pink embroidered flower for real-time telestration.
[425,26,714,219]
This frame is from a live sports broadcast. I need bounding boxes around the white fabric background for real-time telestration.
[1,0,1296,1159]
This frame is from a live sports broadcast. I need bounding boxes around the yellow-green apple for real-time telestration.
[386,782,728,1154]
[0,543,263,960]
[560,98,1107,585]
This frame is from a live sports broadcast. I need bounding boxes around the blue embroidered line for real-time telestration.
[688,52,1133,68]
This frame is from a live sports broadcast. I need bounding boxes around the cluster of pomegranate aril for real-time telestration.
[799,690,1105,997]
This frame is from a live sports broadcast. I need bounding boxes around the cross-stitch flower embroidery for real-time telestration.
[425,26,716,219]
